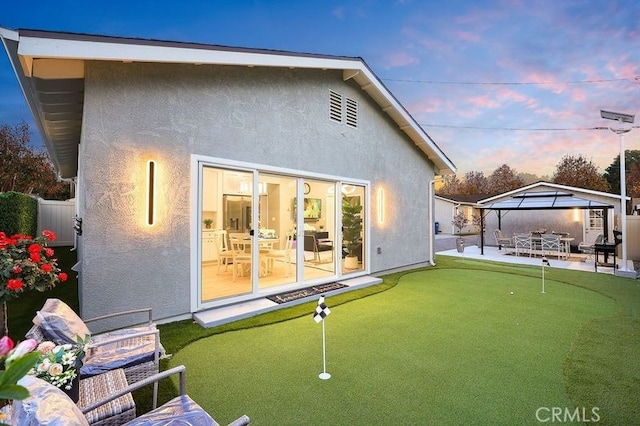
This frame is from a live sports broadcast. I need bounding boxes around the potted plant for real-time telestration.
[203,219,213,229]
[342,197,363,269]
[452,211,469,253]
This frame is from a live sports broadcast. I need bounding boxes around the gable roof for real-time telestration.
[477,181,627,205]
[479,190,615,211]
[0,27,456,179]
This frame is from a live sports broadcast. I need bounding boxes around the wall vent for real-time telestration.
[329,90,342,123]
[345,97,358,128]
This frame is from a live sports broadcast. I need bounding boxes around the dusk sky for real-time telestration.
[1,0,639,178]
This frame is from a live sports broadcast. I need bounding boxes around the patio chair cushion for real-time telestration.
[33,298,91,345]
[80,325,162,377]
[124,395,217,425]
[12,376,89,426]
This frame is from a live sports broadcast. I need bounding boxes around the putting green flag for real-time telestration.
[313,295,331,323]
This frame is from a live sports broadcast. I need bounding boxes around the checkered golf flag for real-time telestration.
[313,295,331,323]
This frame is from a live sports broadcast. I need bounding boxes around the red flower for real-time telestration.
[42,230,56,242]
[28,243,42,253]
[30,252,41,263]
[58,272,68,282]
[13,265,22,274]
[41,264,53,273]
[7,278,23,291]
[45,248,54,257]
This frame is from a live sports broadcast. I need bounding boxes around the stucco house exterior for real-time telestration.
[434,194,483,235]
[1,27,456,326]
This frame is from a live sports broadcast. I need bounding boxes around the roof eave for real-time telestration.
[2,27,457,177]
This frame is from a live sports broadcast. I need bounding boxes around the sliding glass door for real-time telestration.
[342,183,366,273]
[198,161,368,306]
[256,172,298,290]
[302,179,336,282]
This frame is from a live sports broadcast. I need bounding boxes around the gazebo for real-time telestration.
[478,191,615,255]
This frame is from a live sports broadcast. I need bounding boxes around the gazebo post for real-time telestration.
[480,211,485,255]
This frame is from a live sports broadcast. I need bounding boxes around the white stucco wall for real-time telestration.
[78,61,436,323]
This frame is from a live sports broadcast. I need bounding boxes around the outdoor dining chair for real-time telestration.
[493,229,514,251]
[578,234,605,262]
[514,233,532,257]
[541,234,562,259]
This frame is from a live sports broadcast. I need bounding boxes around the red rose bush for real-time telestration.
[0,230,67,304]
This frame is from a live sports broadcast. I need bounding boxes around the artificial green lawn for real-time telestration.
[167,267,615,425]
[8,250,640,424]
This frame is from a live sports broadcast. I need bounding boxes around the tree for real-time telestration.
[437,174,462,195]
[552,154,611,192]
[517,172,543,186]
[0,122,70,200]
[629,162,640,197]
[603,150,640,195]
[460,171,489,195]
[488,164,524,194]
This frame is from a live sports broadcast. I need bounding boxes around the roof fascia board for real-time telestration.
[0,27,18,41]
[0,29,62,171]
[16,34,363,70]
[344,67,456,174]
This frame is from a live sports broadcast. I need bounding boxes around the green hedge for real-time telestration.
[0,191,38,236]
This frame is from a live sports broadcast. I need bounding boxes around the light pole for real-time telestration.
[600,110,634,277]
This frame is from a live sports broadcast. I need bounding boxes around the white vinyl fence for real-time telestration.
[37,199,76,247]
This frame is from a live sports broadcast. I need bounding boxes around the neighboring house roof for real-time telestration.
[435,194,487,205]
[0,27,456,179]
[477,181,628,205]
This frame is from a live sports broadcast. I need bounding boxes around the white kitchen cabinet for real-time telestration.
[202,231,218,262]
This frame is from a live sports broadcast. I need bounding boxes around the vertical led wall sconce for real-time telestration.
[146,160,156,226]
[377,188,385,224]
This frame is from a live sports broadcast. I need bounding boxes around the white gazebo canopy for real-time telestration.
[478,191,615,254]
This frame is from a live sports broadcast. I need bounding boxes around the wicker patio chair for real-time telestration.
[26,298,164,408]
[11,370,136,426]
[82,365,251,426]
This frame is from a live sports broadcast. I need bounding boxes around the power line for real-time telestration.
[419,124,610,131]
[383,77,639,86]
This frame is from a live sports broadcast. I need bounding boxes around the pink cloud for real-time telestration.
[383,51,420,68]
[456,31,481,43]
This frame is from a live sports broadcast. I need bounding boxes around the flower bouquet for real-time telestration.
[31,340,86,396]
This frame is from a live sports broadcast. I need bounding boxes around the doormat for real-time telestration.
[267,282,348,304]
